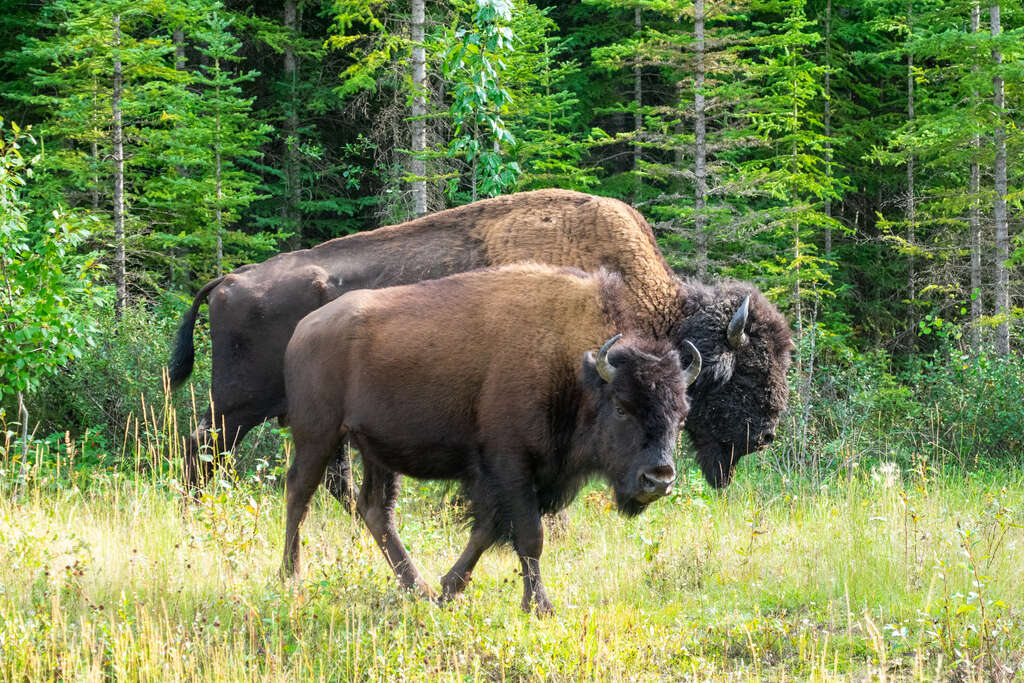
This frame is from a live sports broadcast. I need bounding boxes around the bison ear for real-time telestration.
[581,350,606,388]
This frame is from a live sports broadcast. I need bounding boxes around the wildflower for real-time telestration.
[870,461,901,489]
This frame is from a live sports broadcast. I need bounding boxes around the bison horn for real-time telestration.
[596,333,621,384]
[681,340,702,387]
[727,295,750,349]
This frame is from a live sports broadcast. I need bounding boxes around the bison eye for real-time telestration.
[614,404,628,419]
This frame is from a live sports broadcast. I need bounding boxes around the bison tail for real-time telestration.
[168,276,225,390]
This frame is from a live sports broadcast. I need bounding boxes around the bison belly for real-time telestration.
[341,375,482,481]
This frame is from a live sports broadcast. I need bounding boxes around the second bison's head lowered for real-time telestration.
[281,264,700,614]
[670,281,793,488]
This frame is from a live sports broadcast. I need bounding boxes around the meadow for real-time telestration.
[2,413,1023,682]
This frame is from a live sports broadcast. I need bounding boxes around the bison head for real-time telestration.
[580,334,700,516]
[674,281,793,489]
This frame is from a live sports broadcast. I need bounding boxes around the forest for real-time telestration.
[1,0,1024,679]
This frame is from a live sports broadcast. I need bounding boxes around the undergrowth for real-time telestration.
[2,413,1023,681]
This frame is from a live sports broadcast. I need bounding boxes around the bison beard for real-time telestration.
[280,265,699,615]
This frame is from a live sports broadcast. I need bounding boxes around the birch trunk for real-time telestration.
[410,0,427,217]
[112,13,127,317]
[991,3,1010,355]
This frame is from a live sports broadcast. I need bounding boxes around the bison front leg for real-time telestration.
[439,521,495,603]
[515,520,553,616]
[507,498,553,616]
[356,459,434,598]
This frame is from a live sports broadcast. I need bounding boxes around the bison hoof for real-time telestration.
[439,571,472,602]
[521,594,555,617]
[278,563,299,583]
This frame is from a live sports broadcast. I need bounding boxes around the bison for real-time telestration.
[169,189,791,492]
[281,264,701,614]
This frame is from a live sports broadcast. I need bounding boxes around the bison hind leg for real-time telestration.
[282,429,341,578]
[355,456,434,598]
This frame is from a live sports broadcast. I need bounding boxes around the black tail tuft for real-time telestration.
[168,307,198,389]
[166,276,225,391]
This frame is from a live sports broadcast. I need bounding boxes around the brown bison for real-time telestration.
[281,264,701,614]
[169,189,791,491]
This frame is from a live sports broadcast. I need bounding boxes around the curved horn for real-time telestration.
[596,333,622,384]
[727,295,750,349]
[681,340,702,387]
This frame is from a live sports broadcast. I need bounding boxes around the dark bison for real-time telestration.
[281,264,701,614]
[169,189,791,491]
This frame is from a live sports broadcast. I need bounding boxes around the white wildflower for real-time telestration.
[870,461,901,489]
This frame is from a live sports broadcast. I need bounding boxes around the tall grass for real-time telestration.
[2,392,1023,681]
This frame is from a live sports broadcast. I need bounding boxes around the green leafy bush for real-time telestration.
[766,342,1024,482]
[0,120,104,406]
[25,296,210,453]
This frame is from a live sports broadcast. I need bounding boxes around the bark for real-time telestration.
[17,391,28,461]
[112,13,127,317]
[173,26,185,71]
[823,0,832,256]
[633,6,642,200]
[215,58,224,276]
[693,0,708,278]
[969,2,982,352]
[991,3,1009,355]
[91,76,100,211]
[410,0,427,217]
[905,1,915,322]
[284,1,302,241]
[216,148,223,276]
[91,138,100,211]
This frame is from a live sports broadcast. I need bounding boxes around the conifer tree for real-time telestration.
[7,0,184,311]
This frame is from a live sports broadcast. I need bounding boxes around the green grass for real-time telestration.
[2,434,1023,681]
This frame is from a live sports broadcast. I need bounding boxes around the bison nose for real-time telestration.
[640,465,676,497]
[761,432,775,445]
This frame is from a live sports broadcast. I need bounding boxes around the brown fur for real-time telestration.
[168,189,791,490]
[281,264,692,614]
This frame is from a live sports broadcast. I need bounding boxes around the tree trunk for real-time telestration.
[693,0,708,278]
[173,26,185,71]
[905,1,915,327]
[215,58,224,277]
[91,75,100,211]
[823,0,833,256]
[17,391,29,460]
[991,2,1009,355]
[91,137,100,211]
[112,13,127,318]
[969,2,982,352]
[171,24,186,286]
[284,0,302,242]
[471,119,478,203]
[633,6,642,201]
[410,0,427,217]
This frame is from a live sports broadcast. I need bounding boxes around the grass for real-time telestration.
[2,426,1024,681]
